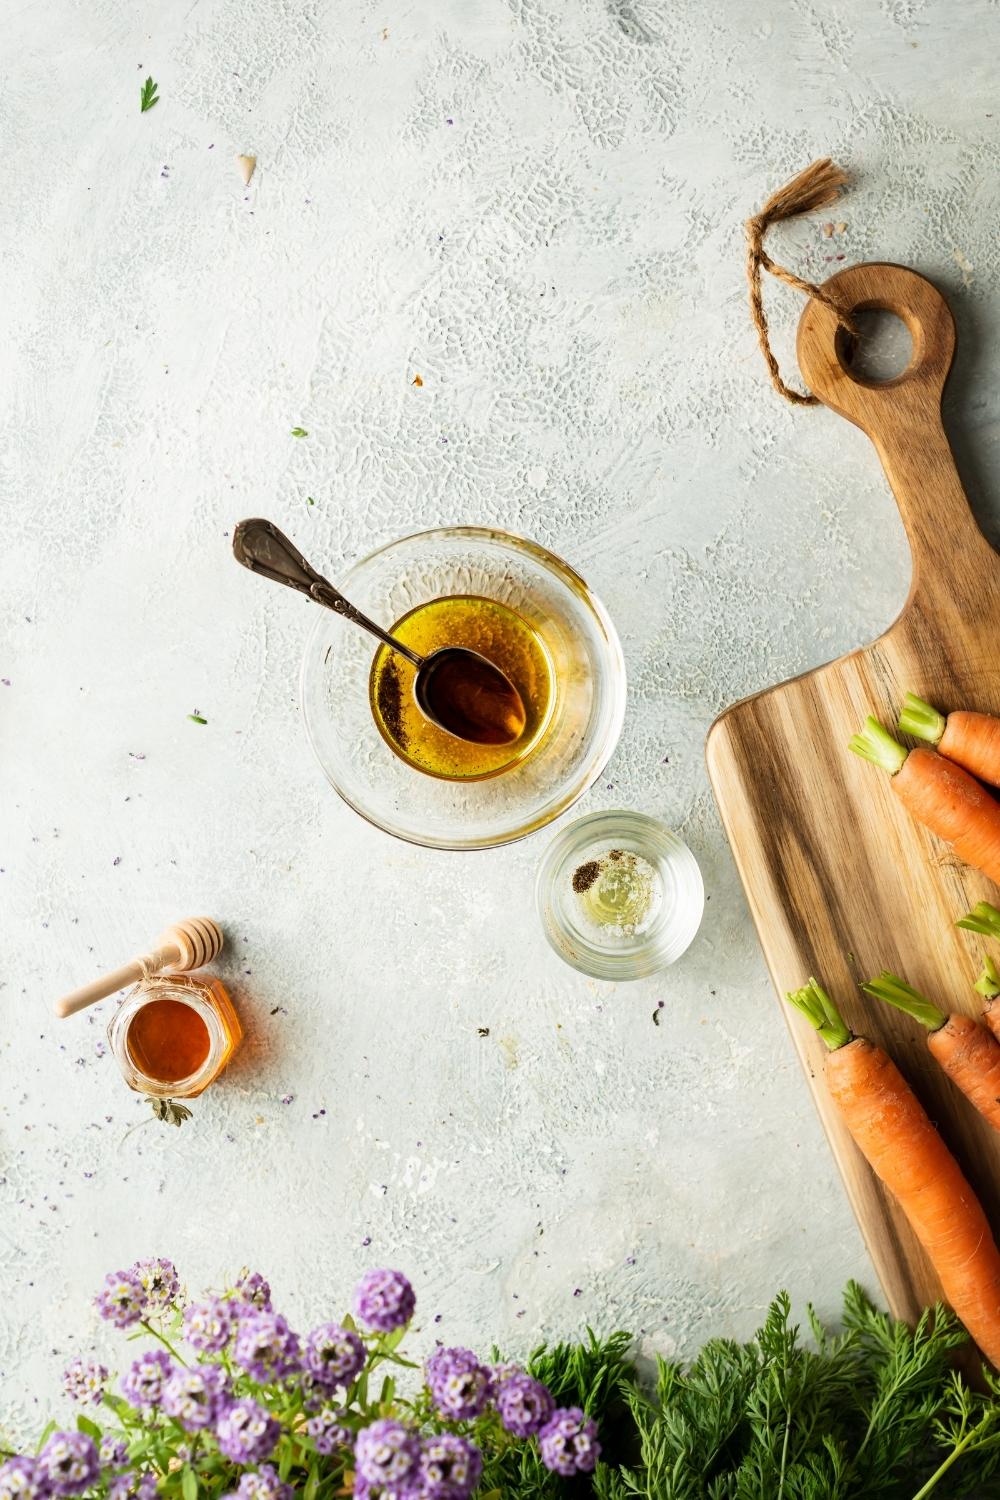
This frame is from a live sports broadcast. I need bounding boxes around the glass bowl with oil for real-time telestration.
[300,528,626,849]
[536,810,704,979]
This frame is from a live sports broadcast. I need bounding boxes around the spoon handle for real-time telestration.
[232,519,423,667]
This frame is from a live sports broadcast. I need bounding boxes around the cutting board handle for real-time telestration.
[797,262,995,604]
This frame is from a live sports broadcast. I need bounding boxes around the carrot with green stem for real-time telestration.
[958,902,1000,1039]
[861,970,1000,1133]
[787,978,1000,1366]
[849,717,1000,884]
[900,693,1000,788]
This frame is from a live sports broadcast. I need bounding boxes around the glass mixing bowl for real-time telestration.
[300,527,626,850]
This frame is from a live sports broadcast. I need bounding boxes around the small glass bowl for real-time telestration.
[107,975,242,1099]
[300,527,626,850]
[536,810,704,979]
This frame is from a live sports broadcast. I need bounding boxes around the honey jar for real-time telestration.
[107,974,242,1100]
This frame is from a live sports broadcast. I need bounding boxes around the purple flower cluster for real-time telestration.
[38,1434,99,1496]
[233,1467,290,1500]
[418,1433,482,1500]
[95,1270,146,1329]
[0,1458,49,1500]
[233,1310,301,1382]
[353,1270,415,1332]
[230,1270,272,1311]
[131,1258,180,1309]
[216,1400,280,1465]
[184,1297,234,1354]
[303,1323,365,1388]
[424,1347,493,1421]
[537,1406,601,1475]
[62,1357,108,1406]
[161,1365,229,1431]
[354,1420,421,1489]
[107,1473,158,1500]
[494,1369,554,1437]
[121,1349,174,1411]
[99,1439,128,1470]
[305,1406,352,1456]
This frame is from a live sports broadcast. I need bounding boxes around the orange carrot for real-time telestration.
[900,693,1000,788]
[849,717,1000,884]
[862,970,1000,1133]
[788,978,1000,1366]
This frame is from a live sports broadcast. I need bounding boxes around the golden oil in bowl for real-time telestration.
[369,595,555,780]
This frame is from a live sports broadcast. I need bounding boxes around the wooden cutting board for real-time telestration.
[707,261,1000,1329]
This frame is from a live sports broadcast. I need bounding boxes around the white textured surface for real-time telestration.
[3,0,1000,1435]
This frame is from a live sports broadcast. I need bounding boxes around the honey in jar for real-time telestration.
[369,595,555,780]
[108,974,242,1100]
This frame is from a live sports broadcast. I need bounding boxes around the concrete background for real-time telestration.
[2,0,999,1437]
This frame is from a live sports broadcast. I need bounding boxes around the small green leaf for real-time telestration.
[306,496,315,505]
[187,713,208,725]
[140,76,159,113]
[76,1415,102,1440]
[290,427,308,437]
[303,1467,319,1500]
[181,1465,198,1500]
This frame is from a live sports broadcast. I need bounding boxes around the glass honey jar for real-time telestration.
[107,974,242,1101]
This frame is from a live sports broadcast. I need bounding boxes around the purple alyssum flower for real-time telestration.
[418,1433,483,1500]
[304,1405,352,1456]
[216,1399,280,1465]
[95,1269,146,1328]
[0,1458,48,1500]
[303,1322,365,1387]
[354,1420,420,1489]
[425,1346,493,1420]
[234,1467,291,1500]
[108,1474,158,1500]
[161,1365,229,1431]
[495,1371,554,1436]
[38,1433,99,1496]
[353,1270,414,1333]
[62,1356,108,1405]
[130,1258,180,1308]
[351,1482,419,1500]
[230,1270,272,1311]
[183,1297,233,1354]
[99,1439,129,1471]
[233,1310,301,1381]
[538,1406,601,1476]
[121,1350,174,1411]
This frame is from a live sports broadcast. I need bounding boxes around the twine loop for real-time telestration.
[746,158,857,405]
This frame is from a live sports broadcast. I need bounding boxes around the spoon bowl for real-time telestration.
[232,519,526,746]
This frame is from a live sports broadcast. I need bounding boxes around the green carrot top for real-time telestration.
[786,978,852,1051]
[976,956,1000,1001]
[957,902,1000,941]
[848,717,908,776]
[898,692,946,745]
[861,971,947,1032]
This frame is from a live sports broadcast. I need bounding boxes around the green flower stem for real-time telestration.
[848,716,909,776]
[786,979,852,1051]
[140,1319,187,1366]
[909,1416,989,1500]
[898,692,947,745]
[861,972,947,1032]
[957,901,1000,941]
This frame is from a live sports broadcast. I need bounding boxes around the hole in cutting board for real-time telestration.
[841,308,914,383]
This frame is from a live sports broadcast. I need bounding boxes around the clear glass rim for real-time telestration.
[299,525,627,851]
[107,977,227,1097]
[535,809,705,979]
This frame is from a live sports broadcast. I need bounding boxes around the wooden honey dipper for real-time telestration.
[54,918,224,1019]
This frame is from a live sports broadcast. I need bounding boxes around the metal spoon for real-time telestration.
[232,519,527,746]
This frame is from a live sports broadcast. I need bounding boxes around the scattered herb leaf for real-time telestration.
[139,76,159,114]
[306,496,315,506]
[290,427,308,438]
[188,713,208,725]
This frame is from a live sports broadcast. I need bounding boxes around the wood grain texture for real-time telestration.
[707,263,1000,1329]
